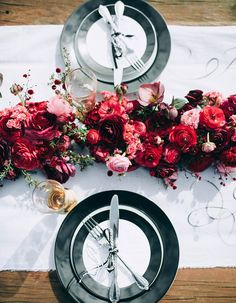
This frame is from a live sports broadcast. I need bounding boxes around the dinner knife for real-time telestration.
[111,42,123,87]
[108,194,120,303]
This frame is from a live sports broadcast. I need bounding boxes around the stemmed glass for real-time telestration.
[65,67,97,115]
[32,179,77,213]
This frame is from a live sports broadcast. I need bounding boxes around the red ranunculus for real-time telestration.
[220,146,236,167]
[199,106,226,129]
[169,124,197,152]
[11,138,40,170]
[86,129,100,144]
[99,115,125,146]
[188,154,214,172]
[135,144,162,168]
[163,144,181,164]
[25,111,61,140]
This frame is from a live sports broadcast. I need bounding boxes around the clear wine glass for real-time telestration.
[32,179,77,213]
[65,67,97,114]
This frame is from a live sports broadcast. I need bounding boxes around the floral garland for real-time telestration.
[0,69,93,186]
[0,62,235,188]
[83,83,236,188]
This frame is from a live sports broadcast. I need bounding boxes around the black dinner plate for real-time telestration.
[54,190,179,303]
[60,0,171,92]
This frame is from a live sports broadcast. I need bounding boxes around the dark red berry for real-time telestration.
[107,170,113,176]
[27,89,34,95]
[23,74,28,78]
[56,68,61,73]
[54,79,61,85]
[51,85,56,90]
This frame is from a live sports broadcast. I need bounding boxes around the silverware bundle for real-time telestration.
[82,194,149,303]
[98,1,145,87]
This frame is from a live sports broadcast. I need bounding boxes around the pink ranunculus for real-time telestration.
[47,95,73,123]
[180,108,201,129]
[106,154,131,174]
[138,82,165,106]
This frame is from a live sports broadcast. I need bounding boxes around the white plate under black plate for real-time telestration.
[54,190,179,303]
[60,0,171,92]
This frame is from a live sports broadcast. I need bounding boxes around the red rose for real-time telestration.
[220,147,236,167]
[11,138,40,170]
[25,111,60,140]
[163,144,181,164]
[86,129,100,144]
[135,144,162,168]
[199,106,226,129]
[188,154,214,172]
[169,124,197,152]
[99,115,125,146]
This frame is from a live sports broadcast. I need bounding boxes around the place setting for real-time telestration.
[54,190,179,303]
[60,0,171,91]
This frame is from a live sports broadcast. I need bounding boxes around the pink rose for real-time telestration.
[180,108,200,129]
[138,82,165,106]
[106,154,131,174]
[47,95,73,123]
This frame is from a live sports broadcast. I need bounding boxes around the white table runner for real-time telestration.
[0,25,236,270]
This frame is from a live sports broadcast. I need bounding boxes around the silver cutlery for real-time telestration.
[83,216,150,291]
[108,194,120,303]
[98,3,145,75]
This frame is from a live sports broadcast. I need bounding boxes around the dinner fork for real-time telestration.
[83,217,149,290]
[113,1,145,71]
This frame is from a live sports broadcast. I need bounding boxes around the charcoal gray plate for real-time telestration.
[55,190,179,303]
[60,0,171,92]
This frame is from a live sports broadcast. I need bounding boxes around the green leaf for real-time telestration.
[171,97,188,110]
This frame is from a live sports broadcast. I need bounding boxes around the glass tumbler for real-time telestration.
[65,67,97,114]
[32,179,77,213]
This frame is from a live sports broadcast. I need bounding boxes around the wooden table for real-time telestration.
[0,1,236,302]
